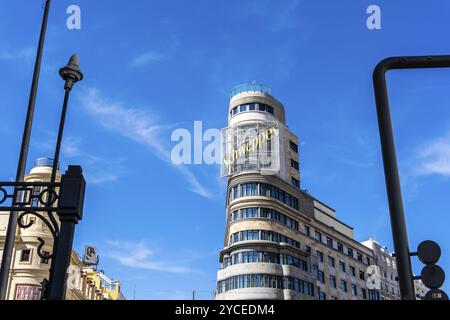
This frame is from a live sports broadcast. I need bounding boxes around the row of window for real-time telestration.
[229,183,299,210]
[319,288,380,300]
[316,272,379,300]
[222,251,308,271]
[311,229,370,265]
[230,103,275,118]
[230,207,299,230]
[217,274,315,296]
[229,230,300,249]
[316,252,366,280]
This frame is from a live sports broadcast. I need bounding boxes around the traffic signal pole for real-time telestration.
[373,55,450,300]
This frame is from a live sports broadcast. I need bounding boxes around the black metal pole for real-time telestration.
[0,0,52,300]
[46,217,76,300]
[51,89,71,184]
[43,88,70,298]
[47,166,86,300]
[373,55,450,300]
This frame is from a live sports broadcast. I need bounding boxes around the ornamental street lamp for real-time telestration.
[44,54,83,300]
[0,0,52,300]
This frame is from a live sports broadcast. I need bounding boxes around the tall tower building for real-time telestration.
[216,84,400,300]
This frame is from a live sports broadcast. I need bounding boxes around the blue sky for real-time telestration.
[1,0,450,299]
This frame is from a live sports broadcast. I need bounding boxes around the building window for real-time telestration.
[331,296,338,300]
[230,230,300,249]
[362,288,367,299]
[316,251,323,263]
[357,252,363,262]
[231,207,299,230]
[312,265,318,277]
[349,266,356,277]
[289,141,298,153]
[230,183,299,210]
[337,242,343,252]
[290,159,299,171]
[351,284,357,296]
[304,226,310,236]
[328,256,335,268]
[347,247,353,258]
[223,251,309,271]
[241,183,257,197]
[31,186,42,207]
[340,280,347,292]
[318,291,326,300]
[359,270,365,281]
[369,290,380,300]
[326,237,333,248]
[216,274,315,296]
[339,261,346,273]
[317,271,325,284]
[366,257,371,265]
[230,103,276,118]
[330,275,336,288]
[291,177,300,188]
[305,246,311,253]
[315,231,322,242]
[20,249,31,262]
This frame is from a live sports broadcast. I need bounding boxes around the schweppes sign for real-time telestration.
[221,121,281,176]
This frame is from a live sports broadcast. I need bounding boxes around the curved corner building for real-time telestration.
[216,84,396,300]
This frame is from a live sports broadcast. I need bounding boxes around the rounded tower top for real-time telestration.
[228,83,286,126]
[27,157,60,177]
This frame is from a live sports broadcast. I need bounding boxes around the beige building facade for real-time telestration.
[0,158,123,300]
[216,84,400,300]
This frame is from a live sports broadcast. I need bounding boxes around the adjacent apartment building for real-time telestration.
[216,83,401,300]
[0,158,124,300]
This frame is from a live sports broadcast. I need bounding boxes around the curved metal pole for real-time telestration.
[0,0,52,300]
[373,55,450,300]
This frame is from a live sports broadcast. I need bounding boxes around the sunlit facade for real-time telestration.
[215,84,400,300]
[0,158,124,300]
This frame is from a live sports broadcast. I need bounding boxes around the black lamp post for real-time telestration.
[0,0,52,300]
[50,54,83,185]
[43,54,83,300]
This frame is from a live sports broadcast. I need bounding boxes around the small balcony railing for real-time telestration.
[230,83,272,99]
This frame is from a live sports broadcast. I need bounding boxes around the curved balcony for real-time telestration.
[230,83,272,99]
[34,157,59,169]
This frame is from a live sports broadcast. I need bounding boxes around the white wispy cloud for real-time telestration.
[62,136,82,158]
[415,135,450,177]
[79,88,213,198]
[35,133,122,185]
[103,240,193,274]
[131,51,164,67]
[130,35,179,68]
[0,47,35,63]
[88,172,119,184]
